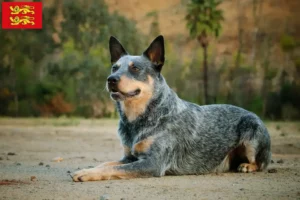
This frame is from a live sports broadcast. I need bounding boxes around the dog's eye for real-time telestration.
[112,66,119,72]
[130,65,139,72]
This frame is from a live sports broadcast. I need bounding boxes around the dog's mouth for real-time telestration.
[110,88,141,100]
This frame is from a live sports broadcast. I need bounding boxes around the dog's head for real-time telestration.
[106,36,165,102]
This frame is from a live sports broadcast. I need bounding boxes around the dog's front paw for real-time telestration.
[72,168,98,182]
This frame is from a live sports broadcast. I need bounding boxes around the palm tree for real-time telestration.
[186,0,224,104]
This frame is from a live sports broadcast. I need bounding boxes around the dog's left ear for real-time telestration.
[143,35,165,72]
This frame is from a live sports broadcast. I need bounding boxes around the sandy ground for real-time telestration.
[0,118,300,200]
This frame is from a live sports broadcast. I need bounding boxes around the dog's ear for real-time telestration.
[109,36,128,64]
[143,35,165,72]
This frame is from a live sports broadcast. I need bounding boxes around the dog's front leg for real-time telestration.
[95,155,138,168]
[72,159,160,182]
[96,161,122,167]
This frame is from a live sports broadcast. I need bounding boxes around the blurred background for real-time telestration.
[0,0,299,120]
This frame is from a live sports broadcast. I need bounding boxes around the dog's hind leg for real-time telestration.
[235,115,271,173]
[237,142,258,172]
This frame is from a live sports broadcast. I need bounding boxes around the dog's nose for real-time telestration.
[107,75,120,85]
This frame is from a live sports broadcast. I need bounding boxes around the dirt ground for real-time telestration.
[0,118,299,200]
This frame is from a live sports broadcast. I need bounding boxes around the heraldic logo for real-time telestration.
[2,2,42,29]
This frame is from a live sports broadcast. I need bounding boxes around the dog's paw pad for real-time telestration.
[237,163,258,173]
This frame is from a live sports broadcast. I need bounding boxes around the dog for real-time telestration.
[72,35,271,182]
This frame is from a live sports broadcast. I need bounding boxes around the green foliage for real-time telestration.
[265,68,277,80]
[0,0,146,117]
[185,0,224,38]
[294,58,300,74]
[246,95,263,117]
[280,34,296,52]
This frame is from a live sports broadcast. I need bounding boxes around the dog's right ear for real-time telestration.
[143,35,165,72]
[109,36,128,64]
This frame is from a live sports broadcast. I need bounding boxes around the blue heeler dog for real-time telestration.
[72,35,271,182]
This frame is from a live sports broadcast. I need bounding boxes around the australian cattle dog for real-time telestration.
[72,35,271,182]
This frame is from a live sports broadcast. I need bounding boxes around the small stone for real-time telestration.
[100,194,110,200]
[0,157,3,160]
[16,163,21,166]
[67,170,71,173]
[105,186,110,188]
[240,188,244,191]
[277,159,284,164]
[52,157,63,162]
[268,169,277,173]
[120,198,125,200]
[7,152,16,156]
[271,160,274,163]
[46,164,50,168]
[39,162,44,166]
[31,176,37,181]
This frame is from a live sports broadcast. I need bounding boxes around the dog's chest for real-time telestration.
[118,121,154,147]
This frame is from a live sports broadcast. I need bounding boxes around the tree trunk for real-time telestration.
[203,45,208,104]
[261,37,270,118]
[198,31,209,105]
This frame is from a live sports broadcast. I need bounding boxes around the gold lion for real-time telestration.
[10,5,35,15]
[10,16,35,26]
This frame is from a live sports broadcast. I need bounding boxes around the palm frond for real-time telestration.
[185,0,224,39]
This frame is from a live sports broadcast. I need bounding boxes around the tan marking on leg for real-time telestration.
[72,166,140,182]
[96,161,122,168]
[133,137,154,154]
[119,75,154,122]
[123,145,131,157]
[214,155,230,172]
[244,142,256,163]
[237,141,258,173]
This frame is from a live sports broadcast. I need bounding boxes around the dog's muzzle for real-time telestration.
[107,75,141,101]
